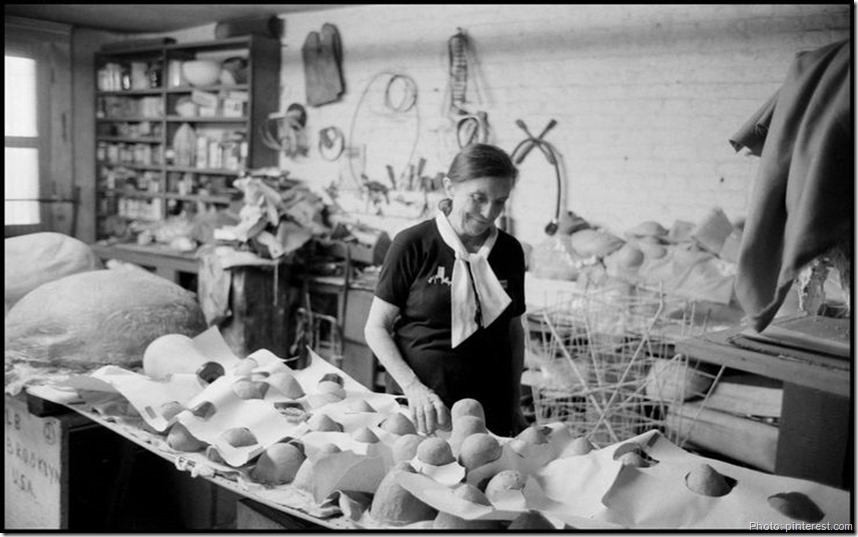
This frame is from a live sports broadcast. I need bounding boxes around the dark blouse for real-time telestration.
[374,218,526,436]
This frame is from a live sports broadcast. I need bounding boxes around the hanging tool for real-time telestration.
[415,157,427,188]
[386,165,397,190]
[510,119,563,236]
[456,111,490,148]
[513,119,557,164]
[447,28,469,115]
[318,126,345,161]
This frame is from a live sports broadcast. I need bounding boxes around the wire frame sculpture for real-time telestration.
[525,283,724,448]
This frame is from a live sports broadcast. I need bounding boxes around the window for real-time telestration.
[5,17,71,237]
[5,54,41,226]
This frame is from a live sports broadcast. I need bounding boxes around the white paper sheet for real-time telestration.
[534,430,850,529]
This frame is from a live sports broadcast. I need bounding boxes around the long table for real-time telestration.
[6,391,353,531]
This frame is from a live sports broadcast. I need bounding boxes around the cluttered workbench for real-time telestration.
[6,321,852,531]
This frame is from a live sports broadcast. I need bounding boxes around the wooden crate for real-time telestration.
[4,395,89,529]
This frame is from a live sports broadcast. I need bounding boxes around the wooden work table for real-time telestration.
[6,391,352,531]
[676,321,852,490]
[90,243,199,284]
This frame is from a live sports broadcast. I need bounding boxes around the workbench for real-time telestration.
[90,243,298,360]
[90,243,199,286]
[5,391,353,531]
[676,322,852,490]
[304,274,383,391]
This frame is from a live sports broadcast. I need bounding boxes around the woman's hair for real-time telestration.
[439,143,518,213]
[447,143,518,185]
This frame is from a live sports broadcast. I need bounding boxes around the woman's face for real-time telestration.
[444,175,515,239]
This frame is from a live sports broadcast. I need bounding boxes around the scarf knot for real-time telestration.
[435,213,512,347]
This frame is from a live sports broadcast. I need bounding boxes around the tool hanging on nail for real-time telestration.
[443,28,487,116]
[261,103,310,159]
[510,118,564,236]
[318,125,345,161]
[456,111,489,148]
[447,28,470,115]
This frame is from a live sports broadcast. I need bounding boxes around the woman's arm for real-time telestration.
[509,315,528,434]
[364,296,449,434]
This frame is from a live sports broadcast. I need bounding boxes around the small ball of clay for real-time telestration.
[381,413,418,435]
[167,422,206,452]
[267,371,305,399]
[392,434,424,463]
[306,413,343,432]
[352,427,380,444]
[232,378,269,400]
[221,427,258,448]
[317,380,346,399]
[160,401,185,421]
[451,415,487,452]
[416,437,455,466]
[451,398,486,422]
[484,470,526,502]
[567,436,595,456]
[685,464,734,497]
[458,433,502,471]
[768,492,825,523]
[346,399,375,413]
[252,442,306,485]
[515,425,550,445]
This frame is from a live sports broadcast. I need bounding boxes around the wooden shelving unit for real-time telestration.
[94,36,280,240]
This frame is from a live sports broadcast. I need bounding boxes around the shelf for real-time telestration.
[97,116,164,122]
[165,116,248,123]
[165,35,259,52]
[98,162,163,171]
[164,192,236,204]
[165,166,242,176]
[97,136,163,144]
[100,189,162,199]
[166,84,249,93]
[97,89,164,96]
[94,35,280,242]
[101,189,238,204]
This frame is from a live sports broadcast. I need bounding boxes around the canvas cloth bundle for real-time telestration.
[434,212,511,348]
[302,23,344,106]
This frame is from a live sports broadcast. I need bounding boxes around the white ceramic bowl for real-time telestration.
[181,60,221,87]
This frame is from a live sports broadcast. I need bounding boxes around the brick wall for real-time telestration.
[168,4,850,248]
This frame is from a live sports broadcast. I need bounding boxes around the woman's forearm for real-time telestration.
[364,322,421,391]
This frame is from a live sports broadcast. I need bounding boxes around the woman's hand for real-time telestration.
[402,379,450,435]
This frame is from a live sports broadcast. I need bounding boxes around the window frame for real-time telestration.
[4,17,69,238]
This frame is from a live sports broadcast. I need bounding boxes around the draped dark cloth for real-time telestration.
[730,39,852,332]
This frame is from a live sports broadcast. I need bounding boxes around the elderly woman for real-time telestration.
[364,143,527,436]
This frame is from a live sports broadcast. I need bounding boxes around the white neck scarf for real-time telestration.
[435,212,512,348]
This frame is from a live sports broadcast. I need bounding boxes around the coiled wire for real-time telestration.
[347,71,420,189]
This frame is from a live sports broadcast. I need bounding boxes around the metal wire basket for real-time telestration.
[525,283,723,448]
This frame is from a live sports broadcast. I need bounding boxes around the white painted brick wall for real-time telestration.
[167,4,850,247]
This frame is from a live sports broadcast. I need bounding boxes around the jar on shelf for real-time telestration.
[148,61,162,89]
